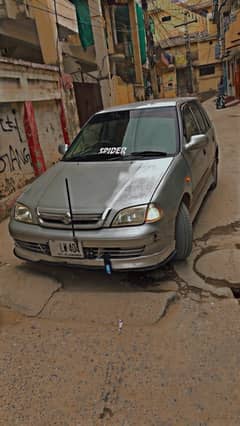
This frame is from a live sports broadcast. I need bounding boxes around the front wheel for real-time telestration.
[174,203,193,261]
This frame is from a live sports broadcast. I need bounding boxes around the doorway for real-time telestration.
[74,83,103,126]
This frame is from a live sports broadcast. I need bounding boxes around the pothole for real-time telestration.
[195,220,240,243]
[231,288,240,299]
[126,263,178,289]
[194,248,240,287]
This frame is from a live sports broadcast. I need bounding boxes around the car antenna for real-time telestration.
[65,177,112,275]
[65,178,77,243]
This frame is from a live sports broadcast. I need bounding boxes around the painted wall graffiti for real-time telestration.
[0,144,31,174]
[0,109,32,174]
[0,105,34,199]
[0,111,23,142]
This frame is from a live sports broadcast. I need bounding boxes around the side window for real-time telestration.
[198,104,211,130]
[181,105,199,143]
[189,103,206,133]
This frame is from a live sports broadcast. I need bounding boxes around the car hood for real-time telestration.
[19,158,174,213]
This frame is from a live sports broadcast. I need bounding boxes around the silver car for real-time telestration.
[9,98,218,271]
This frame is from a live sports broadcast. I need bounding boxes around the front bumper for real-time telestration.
[9,220,175,271]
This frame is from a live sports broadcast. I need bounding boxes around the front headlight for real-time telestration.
[14,203,33,224]
[112,204,163,227]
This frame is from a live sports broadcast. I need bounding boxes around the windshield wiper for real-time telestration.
[63,154,109,161]
[129,150,169,157]
[63,153,123,162]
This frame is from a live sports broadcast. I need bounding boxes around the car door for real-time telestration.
[181,103,209,204]
[189,101,215,175]
[198,102,217,167]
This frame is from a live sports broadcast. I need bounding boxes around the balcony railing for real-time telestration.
[0,0,27,19]
[54,0,78,34]
[1,0,78,34]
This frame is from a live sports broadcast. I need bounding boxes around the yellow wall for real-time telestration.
[207,19,217,37]
[111,76,135,105]
[197,63,222,93]
[170,44,186,59]
[198,39,220,65]
[225,10,240,50]
[161,70,177,98]
[148,0,207,44]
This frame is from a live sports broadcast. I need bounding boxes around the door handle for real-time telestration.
[203,148,206,155]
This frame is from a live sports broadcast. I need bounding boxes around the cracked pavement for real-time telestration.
[0,99,240,425]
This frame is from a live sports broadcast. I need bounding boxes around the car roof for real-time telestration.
[97,97,198,114]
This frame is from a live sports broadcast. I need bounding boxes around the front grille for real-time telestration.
[15,239,145,259]
[37,209,104,230]
[15,240,50,255]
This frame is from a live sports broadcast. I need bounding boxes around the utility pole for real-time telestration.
[141,0,159,98]
[89,0,112,108]
[128,0,144,94]
[175,13,197,94]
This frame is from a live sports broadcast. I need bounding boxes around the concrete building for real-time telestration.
[148,0,222,98]
[101,0,146,103]
[0,0,99,218]
[225,2,240,98]
[0,0,148,219]
[212,0,240,98]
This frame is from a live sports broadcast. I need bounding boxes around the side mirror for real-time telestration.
[58,144,68,156]
[185,134,208,151]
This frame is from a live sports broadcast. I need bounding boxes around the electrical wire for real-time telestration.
[150,0,208,45]
[149,0,206,23]
[150,1,179,46]
[53,0,63,75]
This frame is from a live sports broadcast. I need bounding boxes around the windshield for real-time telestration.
[63,107,179,162]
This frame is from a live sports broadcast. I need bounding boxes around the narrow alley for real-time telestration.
[0,99,239,425]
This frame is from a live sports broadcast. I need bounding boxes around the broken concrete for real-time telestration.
[196,248,240,286]
[145,281,179,292]
[0,265,61,316]
[41,289,178,326]
[174,258,234,299]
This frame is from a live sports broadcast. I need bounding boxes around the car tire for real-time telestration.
[209,158,218,190]
[174,202,193,261]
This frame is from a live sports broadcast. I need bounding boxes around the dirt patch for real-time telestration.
[0,306,24,327]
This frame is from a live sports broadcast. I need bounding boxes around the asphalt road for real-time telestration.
[0,99,239,426]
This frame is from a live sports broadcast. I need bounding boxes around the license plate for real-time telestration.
[49,240,84,258]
